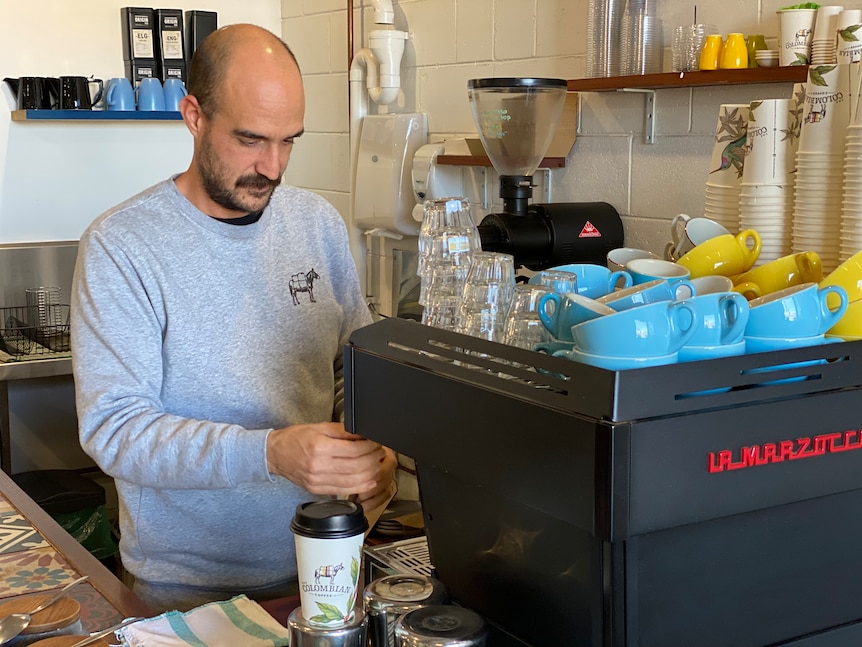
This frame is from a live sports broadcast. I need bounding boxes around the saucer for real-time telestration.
[563,348,678,370]
[678,340,746,362]
[745,334,840,353]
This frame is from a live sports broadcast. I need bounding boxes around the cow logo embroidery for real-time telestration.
[289,268,320,305]
[314,563,344,585]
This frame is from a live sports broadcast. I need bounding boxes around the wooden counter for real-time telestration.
[0,469,150,632]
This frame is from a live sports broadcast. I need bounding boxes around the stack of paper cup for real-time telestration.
[704,104,750,231]
[739,98,799,264]
[777,7,817,66]
[792,63,851,273]
[811,5,845,65]
[837,9,862,64]
[840,64,862,261]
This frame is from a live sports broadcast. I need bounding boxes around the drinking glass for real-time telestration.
[534,269,578,295]
[503,284,554,350]
[456,252,516,342]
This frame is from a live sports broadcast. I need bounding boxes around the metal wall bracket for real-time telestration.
[618,88,656,144]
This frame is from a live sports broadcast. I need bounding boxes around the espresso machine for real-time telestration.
[466,78,623,269]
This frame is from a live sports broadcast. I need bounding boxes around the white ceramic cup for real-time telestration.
[607,247,661,272]
[673,217,732,259]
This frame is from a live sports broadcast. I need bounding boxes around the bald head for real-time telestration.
[187,24,300,119]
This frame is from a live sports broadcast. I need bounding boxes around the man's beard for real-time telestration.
[199,134,281,214]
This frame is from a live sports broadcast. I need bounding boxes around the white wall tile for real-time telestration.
[552,134,632,213]
[401,0,459,66]
[331,13,349,73]
[492,56,581,79]
[285,132,350,193]
[304,0,346,14]
[283,14,332,74]
[303,74,348,133]
[282,0,302,18]
[418,63,494,133]
[494,0,536,60]
[456,0,494,62]
[536,0,588,57]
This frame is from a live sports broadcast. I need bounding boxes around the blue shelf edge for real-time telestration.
[11,109,183,121]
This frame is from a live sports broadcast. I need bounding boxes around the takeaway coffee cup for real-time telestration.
[778,8,816,66]
[291,500,368,627]
[746,282,848,339]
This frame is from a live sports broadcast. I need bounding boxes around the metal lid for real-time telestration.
[290,500,368,539]
[395,605,487,646]
[288,606,367,646]
[364,575,448,611]
[467,78,567,90]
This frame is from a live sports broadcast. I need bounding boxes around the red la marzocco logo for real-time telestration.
[708,430,862,473]
[578,221,601,238]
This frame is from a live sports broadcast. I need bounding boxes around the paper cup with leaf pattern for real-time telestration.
[778,8,816,66]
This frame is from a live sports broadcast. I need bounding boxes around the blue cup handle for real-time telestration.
[538,292,561,338]
[673,279,696,300]
[608,270,633,292]
[668,301,699,351]
[819,285,849,332]
[718,292,750,345]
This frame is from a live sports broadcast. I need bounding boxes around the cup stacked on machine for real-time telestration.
[792,63,851,274]
[418,197,481,330]
[456,252,516,342]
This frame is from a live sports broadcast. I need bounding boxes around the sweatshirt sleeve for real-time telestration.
[71,228,272,490]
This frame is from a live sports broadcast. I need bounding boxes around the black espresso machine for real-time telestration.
[345,318,862,646]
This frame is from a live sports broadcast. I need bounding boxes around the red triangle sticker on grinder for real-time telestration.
[579,221,602,238]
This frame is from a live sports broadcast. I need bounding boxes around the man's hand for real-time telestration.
[355,447,398,514]
[266,423,391,500]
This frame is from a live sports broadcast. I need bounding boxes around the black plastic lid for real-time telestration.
[290,500,368,539]
[398,605,487,639]
[467,77,567,89]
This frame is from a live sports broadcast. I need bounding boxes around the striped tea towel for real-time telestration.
[119,595,290,647]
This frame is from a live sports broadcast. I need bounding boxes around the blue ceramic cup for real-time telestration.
[162,78,188,111]
[540,263,633,298]
[105,77,135,111]
[684,291,750,347]
[745,282,848,339]
[596,278,696,312]
[136,77,165,111]
[537,292,615,341]
[625,258,691,285]
[570,299,698,358]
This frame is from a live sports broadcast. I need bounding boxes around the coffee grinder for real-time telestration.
[467,78,623,270]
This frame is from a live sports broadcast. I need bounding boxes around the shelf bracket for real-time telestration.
[617,88,656,144]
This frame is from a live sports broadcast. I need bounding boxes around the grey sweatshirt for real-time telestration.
[71,178,372,592]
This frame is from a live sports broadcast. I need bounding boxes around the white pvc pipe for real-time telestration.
[370,0,394,25]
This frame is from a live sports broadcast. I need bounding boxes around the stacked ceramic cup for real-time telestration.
[792,63,851,274]
[418,197,481,331]
[704,104,750,231]
[840,65,862,262]
[811,5,845,65]
[738,98,800,264]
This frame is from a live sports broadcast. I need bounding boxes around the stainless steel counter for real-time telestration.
[0,356,72,381]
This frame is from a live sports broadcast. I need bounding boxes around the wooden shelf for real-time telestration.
[11,109,183,121]
[567,66,808,92]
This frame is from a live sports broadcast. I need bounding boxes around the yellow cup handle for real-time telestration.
[736,229,762,271]
[733,281,761,301]
[797,251,823,283]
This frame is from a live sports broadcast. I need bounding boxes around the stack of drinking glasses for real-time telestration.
[586,0,624,77]
[456,252,516,343]
[672,23,718,72]
[418,197,481,331]
[792,63,851,273]
[619,0,664,75]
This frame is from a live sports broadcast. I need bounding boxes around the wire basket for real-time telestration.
[0,305,71,358]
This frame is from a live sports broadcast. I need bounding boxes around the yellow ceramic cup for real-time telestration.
[731,251,822,299]
[699,34,724,71]
[820,249,862,309]
[720,33,749,69]
[676,229,762,278]
[827,297,862,339]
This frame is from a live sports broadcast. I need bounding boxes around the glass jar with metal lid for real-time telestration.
[364,574,449,647]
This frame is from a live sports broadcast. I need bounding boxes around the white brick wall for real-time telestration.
[281,0,804,258]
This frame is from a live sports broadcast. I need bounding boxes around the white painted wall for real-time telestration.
[280,0,819,262]
[0,1,281,474]
[0,0,282,244]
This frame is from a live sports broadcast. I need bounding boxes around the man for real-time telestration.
[71,24,396,613]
